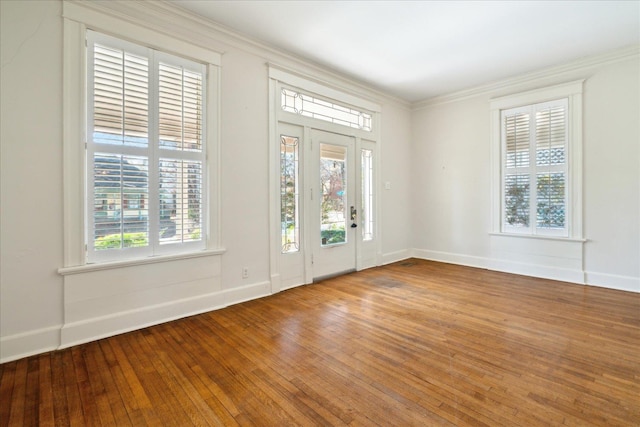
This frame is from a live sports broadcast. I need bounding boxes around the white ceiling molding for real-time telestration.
[72,0,638,109]
[412,45,640,110]
[63,1,222,65]
[70,0,410,109]
[167,0,640,104]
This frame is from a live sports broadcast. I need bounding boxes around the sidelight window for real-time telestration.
[281,135,300,253]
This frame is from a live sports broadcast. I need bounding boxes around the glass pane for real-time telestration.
[93,44,149,147]
[504,174,530,228]
[504,112,530,169]
[159,159,203,244]
[159,63,203,151]
[93,154,149,250]
[282,88,372,132]
[537,173,565,229]
[536,105,566,166]
[281,135,300,253]
[320,144,347,246]
[362,149,374,241]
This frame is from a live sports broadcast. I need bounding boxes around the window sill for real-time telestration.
[58,248,226,276]
[489,232,586,243]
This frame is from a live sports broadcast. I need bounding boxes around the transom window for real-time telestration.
[281,88,372,132]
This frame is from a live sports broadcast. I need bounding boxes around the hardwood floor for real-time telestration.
[2,259,639,426]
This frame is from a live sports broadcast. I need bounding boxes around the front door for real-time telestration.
[311,129,357,279]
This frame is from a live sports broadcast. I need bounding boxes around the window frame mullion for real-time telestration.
[147,49,160,251]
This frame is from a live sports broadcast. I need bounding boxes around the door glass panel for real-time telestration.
[281,135,300,253]
[320,143,347,246]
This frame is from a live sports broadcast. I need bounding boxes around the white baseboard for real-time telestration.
[412,248,490,269]
[60,291,226,349]
[1,280,275,363]
[381,249,412,265]
[4,263,637,363]
[0,325,61,364]
[59,280,272,350]
[222,280,272,306]
[413,248,586,285]
[585,271,640,293]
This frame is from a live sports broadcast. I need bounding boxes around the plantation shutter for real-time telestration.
[87,31,207,263]
[93,44,149,146]
[501,99,568,236]
[535,101,568,232]
[503,110,531,230]
[89,35,151,257]
[157,57,205,246]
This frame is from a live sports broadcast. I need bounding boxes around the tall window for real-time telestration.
[361,149,374,241]
[87,31,207,262]
[280,135,300,253]
[501,99,569,236]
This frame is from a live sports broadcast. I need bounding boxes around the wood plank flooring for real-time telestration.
[2,259,639,426]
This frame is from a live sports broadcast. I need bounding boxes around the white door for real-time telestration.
[310,129,357,279]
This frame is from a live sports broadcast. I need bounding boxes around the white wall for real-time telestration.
[411,54,640,292]
[1,0,65,358]
[0,0,412,362]
[2,0,635,363]
[380,103,413,263]
[219,49,272,291]
[582,60,640,286]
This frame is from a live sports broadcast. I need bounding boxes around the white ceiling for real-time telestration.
[169,0,640,102]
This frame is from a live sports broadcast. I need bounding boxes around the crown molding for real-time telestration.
[412,44,640,110]
[66,0,409,109]
[66,1,635,112]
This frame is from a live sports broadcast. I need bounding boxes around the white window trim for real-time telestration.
[490,80,584,240]
[62,2,222,268]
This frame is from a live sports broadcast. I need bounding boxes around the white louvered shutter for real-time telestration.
[157,57,205,247]
[534,101,568,233]
[503,109,531,231]
[87,31,206,262]
[501,99,568,236]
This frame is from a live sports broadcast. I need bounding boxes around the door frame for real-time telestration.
[268,66,382,293]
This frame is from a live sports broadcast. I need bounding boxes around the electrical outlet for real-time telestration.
[242,267,249,279]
